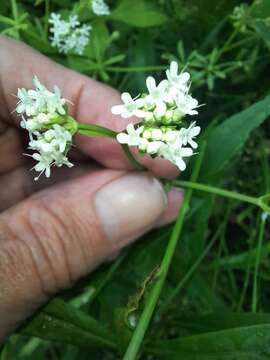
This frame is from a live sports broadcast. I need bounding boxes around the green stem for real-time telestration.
[237,234,254,311]
[171,180,260,207]
[44,0,50,41]
[123,142,207,360]
[221,35,256,54]
[252,215,266,313]
[157,214,223,316]
[10,0,19,39]
[121,144,145,171]
[106,65,167,73]
[78,122,117,138]
[77,123,145,171]
[217,28,238,58]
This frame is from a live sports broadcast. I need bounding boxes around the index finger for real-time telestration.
[0,36,179,179]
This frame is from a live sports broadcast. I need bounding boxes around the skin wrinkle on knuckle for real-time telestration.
[23,199,76,290]
[22,195,104,289]
[0,240,47,323]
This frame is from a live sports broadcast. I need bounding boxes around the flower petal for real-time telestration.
[146,76,156,93]
[111,104,125,115]
[121,92,132,104]
[116,133,129,144]
[170,61,178,76]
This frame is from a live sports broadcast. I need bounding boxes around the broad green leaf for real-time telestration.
[19,299,116,350]
[150,324,270,359]
[84,20,110,62]
[249,0,270,46]
[250,0,270,20]
[110,0,167,28]
[202,95,270,178]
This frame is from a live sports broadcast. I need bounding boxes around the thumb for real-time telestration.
[0,170,177,341]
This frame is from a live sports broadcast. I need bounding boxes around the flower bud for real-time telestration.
[151,129,162,140]
[164,130,177,142]
[144,111,154,122]
[165,110,173,121]
[138,138,149,151]
[142,129,152,139]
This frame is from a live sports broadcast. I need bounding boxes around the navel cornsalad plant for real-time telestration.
[1,0,270,359]
[16,62,200,179]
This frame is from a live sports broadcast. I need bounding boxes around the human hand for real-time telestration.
[0,36,182,342]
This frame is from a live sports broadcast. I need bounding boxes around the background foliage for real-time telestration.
[1,0,270,359]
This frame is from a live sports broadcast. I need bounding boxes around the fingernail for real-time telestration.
[95,172,167,247]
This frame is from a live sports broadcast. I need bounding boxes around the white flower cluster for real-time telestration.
[16,77,74,180]
[111,62,201,171]
[92,0,110,16]
[49,13,91,55]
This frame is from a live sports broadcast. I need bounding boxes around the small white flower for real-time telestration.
[112,93,145,118]
[151,129,163,140]
[145,141,162,155]
[166,61,190,94]
[32,152,53,179]
[28,125,73,180]
[175,92,199,116]
[163,129,178,143]
[79,24,92,37]
[92,0,110,16]
[69,15,80,28]
[160,144,193,171]
[116,123,144,146]
[262,212,268,223]
[112,62,201,172]
[17,88,37,116]
[45,124,72,152]
[46,86,66,114]
[49,13,91,55]
[174,146,193,171]
[54,153,74,168]
[16,77,74,180]
[49,13,61,24]
[145,77,169,117]
[179,122,201,149]
[16,77,66,127]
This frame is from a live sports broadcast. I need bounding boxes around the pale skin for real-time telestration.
[0,36,182,343]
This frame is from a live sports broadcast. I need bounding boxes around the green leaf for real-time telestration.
[173,312,270,334]
[202,95,270,179]
[84,20,110,62]
[19,299,116,350]
[150,324,270,359]
[248,0,270,46]
[206,243,270,271]
[110,0,167,28]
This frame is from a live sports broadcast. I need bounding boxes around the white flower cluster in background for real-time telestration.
[112,61,201,171]
[16,77,74,180]
[49,13,91,55]
[92,0,110,16]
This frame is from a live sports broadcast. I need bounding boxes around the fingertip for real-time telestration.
[140,156,180,180]
[156,187,184,227]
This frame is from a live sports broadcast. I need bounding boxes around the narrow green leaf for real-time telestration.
[19,299,116,350]
[150,324,270,359]
[173,312,270,334]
